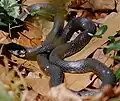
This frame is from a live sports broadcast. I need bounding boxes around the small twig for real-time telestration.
[13,62,27,89]
[8,23,12,38]
[0,44,4,55]
[10,25,23,29]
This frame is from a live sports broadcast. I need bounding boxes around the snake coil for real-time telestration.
[3,3,116,96]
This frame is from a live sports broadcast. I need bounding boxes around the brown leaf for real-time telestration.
[48,84,82,101]
[0,31,10,44]
[69,0,115,10]
[18,22,43,47]
[92,48,114,67]
[65,73,93,91]
[26,78,50,95]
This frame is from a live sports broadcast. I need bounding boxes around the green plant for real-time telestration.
[0,0,20,18]
[0,0,21,27]
[103,31,120,81]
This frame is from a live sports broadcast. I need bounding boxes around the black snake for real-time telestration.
[2,3,116,96]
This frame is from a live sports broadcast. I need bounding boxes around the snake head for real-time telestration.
[4,43,27,58]
[9,49,26,58]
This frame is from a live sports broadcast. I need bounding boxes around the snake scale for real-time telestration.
[2,3,116,96]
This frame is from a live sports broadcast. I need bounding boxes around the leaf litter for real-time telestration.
[0,0,120,101]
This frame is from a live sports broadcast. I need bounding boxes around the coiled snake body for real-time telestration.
[3,3,116,96]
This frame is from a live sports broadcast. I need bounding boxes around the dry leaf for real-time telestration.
[69,0,115,10]
[26,78,50,95]
[65,73,93,91]
[48,84,82,101]
[1,0,120,101]
[92,48,114,67]
[18,22,43,47]
[0,31,10,44]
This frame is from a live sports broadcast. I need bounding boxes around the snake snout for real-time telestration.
[4,43,27,58]
[80,18,97,35]
[9,50,26,58]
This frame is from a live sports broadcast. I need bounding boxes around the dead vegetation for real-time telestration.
[0,0,120,101]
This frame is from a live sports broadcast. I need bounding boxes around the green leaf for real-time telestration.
[0,13,10,25]
[112,55,120,60]
[0,84,12,101]
[0,22,8,26]
[0,6,9,16]
[0,13,8,19]
[8,3,21,8]
[115,68,120,82]
[0,0,20,18]
[31,9,54,21]
[94,25,108,38]
[0,12,10,25]
[105,40,120,53]
[108,36,115,43]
